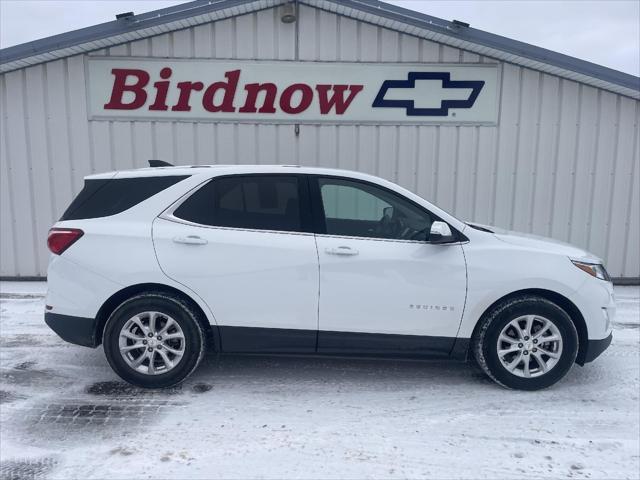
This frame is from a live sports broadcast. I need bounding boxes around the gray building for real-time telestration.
[1,0,639,280]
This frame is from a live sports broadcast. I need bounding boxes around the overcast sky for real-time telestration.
[1,0,638,76]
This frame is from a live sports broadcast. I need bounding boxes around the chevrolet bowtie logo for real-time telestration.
[372,72,485,116]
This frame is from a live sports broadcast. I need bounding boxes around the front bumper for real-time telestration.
[45,312,99,348]
[570,277,616,341]
[577,332,613,365]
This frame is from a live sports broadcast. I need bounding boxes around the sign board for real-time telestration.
[86,58,500,124]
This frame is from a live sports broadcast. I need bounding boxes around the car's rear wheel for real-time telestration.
[472,296,578,390]
[103,292,206,388]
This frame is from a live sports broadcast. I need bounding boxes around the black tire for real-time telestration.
[103,292,206,388]
[472,296,578,390]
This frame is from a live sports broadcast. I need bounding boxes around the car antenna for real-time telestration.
[148,159,174,167]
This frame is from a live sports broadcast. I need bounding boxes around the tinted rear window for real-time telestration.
[61,175,189,220]
[173,175,302,232]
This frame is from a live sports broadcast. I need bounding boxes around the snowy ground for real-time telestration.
[0,282,638,480]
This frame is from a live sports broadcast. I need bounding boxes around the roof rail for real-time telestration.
[148,159,174,167]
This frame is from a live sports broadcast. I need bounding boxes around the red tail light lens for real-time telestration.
[47,228,84,255]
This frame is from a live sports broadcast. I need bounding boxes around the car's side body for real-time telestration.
[45,165,614,370]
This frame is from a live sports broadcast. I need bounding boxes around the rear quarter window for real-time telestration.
[61,175,189,221]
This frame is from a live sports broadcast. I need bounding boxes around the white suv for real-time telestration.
[45,164,614,390]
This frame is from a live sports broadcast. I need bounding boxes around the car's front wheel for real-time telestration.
[103,292,206,388]
[472,296,578,390]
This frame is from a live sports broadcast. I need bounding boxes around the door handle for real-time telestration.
[325,246,359,256]
[173,235,208,245]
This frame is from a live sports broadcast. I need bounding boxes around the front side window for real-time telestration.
[319,178,433,241]
[173,175,303,232]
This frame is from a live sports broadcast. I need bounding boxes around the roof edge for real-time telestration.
[0,0,638,96]
[317,0,639,92]
[0,0,274,64]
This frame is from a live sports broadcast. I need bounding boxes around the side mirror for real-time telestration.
[429,221,455,244]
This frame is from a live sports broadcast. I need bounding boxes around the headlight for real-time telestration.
[571,260,611,281]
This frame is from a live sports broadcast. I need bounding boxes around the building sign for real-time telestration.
[87,58,499,124]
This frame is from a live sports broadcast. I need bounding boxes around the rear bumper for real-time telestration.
[578,333,613,365]
[44,312,99,348]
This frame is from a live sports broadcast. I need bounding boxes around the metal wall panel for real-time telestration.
[1,4,638,279]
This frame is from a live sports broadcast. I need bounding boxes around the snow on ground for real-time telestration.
[0,282,638,480]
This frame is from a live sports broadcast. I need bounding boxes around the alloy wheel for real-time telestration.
[496,315,563,378]
[118,311,186,375]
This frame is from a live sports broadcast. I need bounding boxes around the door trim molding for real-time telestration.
[219,325,465,359]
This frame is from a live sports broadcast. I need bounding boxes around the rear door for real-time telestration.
[153,174,319,353]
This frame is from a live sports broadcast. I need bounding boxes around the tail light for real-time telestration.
[47,228,84,255]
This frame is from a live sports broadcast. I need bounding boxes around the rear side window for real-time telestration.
[173,175,303,232]
[61,175,189,221]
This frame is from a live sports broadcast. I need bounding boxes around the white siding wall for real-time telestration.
[1,5,639,278]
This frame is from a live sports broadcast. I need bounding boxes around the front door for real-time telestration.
[312,176,467,356]
[153,174,318,353]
